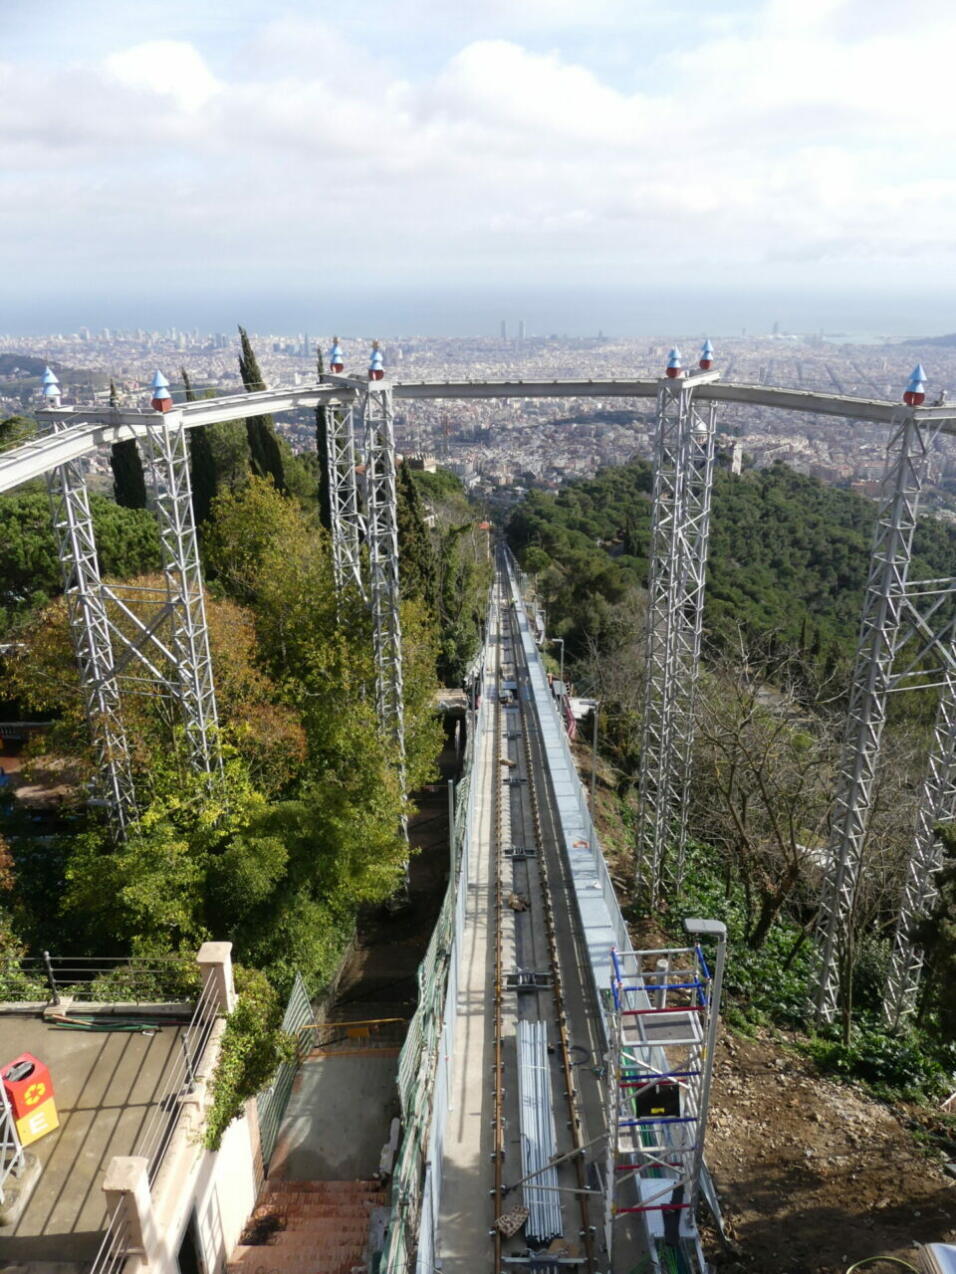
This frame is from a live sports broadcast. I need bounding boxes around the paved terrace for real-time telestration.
[0,1015,186,1267]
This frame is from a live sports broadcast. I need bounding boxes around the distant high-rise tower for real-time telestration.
[500,320,507,340]
[518,320,525,343]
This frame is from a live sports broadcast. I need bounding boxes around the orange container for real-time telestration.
[3,1053,54,1120]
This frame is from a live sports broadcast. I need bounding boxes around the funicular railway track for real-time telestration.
[489,558,602,1274]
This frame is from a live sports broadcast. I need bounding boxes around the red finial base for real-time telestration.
[150,397,171,412]
[666,366,681,379]
[903,391,925,406]
[369,369,384,381]
[330,362,344,373]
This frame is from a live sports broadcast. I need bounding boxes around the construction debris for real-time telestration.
[496,1205,529,1238]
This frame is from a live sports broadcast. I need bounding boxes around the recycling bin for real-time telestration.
[2,1053,58,1146]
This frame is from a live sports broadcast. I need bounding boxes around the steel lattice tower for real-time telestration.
[361,385,406,777]
[636,370,718,907]
[814,407,943,1021]
[326,404,366,598]
[46,422,137,837]
[884,665,956,1025]
[140,409,221,775]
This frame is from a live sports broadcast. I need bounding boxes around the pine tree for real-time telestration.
[182,368,218,527]
[109,380,148,509]
[237,325,286,493]
[315,347,333,532]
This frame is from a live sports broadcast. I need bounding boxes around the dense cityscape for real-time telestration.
[4,326,956,514]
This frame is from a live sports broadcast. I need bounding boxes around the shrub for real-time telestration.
[203,966,297,1150]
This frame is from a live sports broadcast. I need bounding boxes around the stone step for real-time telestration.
[259,1201,380,1215]
[266,1178,383,1193]
[228,1178,381,1274]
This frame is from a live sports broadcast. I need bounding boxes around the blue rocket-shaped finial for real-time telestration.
[329,337,344,373]
[666,347,682,379]
[699,339,714,370]
[42,366,61,405]
[903,363,927,406]
[150,369,172,412]
[369,341,385,381]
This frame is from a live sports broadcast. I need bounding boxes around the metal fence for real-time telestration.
[87,1201,132,1274]
[381,628,489,1274]
[256,972,317,1173]
[1,952,200,1005]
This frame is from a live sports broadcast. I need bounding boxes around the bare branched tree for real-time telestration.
[692,637,837,949]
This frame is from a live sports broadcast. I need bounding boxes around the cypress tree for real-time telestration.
[396,463,438,612]
[237,325,286,493]
[182,368,218,527]
[315,345,332,532]
[109,379,148,509]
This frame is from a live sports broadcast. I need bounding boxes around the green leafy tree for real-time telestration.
[0,489,161,630]
[0,416,36,452]
[237,326,286,493]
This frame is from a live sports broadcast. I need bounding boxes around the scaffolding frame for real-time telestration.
[46,423,137,837]
[326,404,366,598]
[636,372,719,907]
[604,920,725,1274]
[139,409,221,776]
[814,408,956,1022]
[361,385,406,778]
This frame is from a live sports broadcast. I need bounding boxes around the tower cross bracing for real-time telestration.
[636,371,718,907]
[813,408,956,1023]
[139,408,221,777]
[325,404,366,598]
[361,385,406,780]
[45,422,137,838]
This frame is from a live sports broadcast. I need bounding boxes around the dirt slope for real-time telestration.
[705,1028,956,1274]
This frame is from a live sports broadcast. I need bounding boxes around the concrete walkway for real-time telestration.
[269,1049,399,1182]
[435,638,501,1271]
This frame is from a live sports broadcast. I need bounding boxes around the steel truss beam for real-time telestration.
[325,405,366,597]
[636,375,718,907]
[361,386,406,781]
[139,410,221,775]
[45,424,136,837]
[813,408,947,1022]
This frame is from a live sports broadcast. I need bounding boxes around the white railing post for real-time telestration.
[197,941,236,1013]
[103,1155,161,1263]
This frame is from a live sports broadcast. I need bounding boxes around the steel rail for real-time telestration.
[5,376,953,498]
[507,588,595,1273]
[493,578,505,1273]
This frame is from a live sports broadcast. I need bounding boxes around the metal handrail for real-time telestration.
[88,1199,133,1274]
[132,974,222,1184]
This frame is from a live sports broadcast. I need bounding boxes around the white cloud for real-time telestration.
[2,0,956,309]
[105,40,221,112]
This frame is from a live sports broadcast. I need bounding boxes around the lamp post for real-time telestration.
[551,637,564,687]
[589,699,599,811]
[578,698,600,809]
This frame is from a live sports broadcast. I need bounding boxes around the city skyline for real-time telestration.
[4,0,956,334]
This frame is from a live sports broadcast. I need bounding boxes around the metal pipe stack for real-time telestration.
[517,1018,562,1241]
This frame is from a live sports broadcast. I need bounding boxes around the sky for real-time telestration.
[2,0,955,338]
